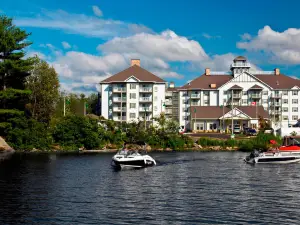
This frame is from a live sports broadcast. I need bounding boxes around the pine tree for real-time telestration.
[0,15,35,135]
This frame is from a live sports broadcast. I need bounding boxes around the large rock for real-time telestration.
[0,137,14,152]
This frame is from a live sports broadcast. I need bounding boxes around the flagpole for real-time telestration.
[231,90,233,136]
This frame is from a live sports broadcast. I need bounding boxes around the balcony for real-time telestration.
[140,87,152,92]
[270,110,281,115]
[139,107,152,112]
[191,94,201,98]
[113,87,126,92]
[249,93,261,98]
[229,93,242,99]
[270,93,282,98]
[191,102,200,106]
[113,97,127,102]
[114,116,127,121]
[166,92,173,97]
[270,102,281,107]
[165,109,172,114]
[165,100,172,105]
[139,97,152,102]
[113,107,126,112]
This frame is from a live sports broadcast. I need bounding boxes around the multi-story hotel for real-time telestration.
[100,59,166,125]
[100,57,300,131]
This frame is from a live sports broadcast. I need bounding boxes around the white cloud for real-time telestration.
[15,9,152,39]
[92,6,103,17]
[238,26,300,64]
[240,33,251,40]
[99,30,209,62]
[26,51,47,60]
[62,41,71,49]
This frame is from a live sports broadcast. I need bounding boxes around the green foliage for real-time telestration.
[52,115,102,150]
[6,117,52,150]
[26,58,60,123]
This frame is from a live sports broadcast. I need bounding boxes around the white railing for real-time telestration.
[139,97,151,101]
[191,94,200,98]
[231,62,251,67]
[140,87,152,92]
[249,94,261,98]
[271,93,282,98]
[165,101,172,105]
[113,97,127,102]
[210,71,232,75]
[139,107,151,112]
[113,87,126,92]
[113,107,126,111]
[166,92,173,97]
[232,94,241,98]
[252,71,275,75]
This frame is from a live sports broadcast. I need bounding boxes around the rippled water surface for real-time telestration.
[1,151,300,224]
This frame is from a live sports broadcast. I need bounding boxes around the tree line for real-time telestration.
[0,15,193,151]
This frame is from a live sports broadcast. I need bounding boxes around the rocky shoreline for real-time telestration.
[0,137,15,160]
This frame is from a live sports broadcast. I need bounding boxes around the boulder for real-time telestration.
[0,137,14,152]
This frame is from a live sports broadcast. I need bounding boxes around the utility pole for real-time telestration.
[83,101,86,116]
[231,89,234,136]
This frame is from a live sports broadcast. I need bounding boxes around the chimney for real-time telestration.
[205,68,210,76]
[274,68,280,75]
[131,59,140,67]
[210,83,216,88]
[169,82,175,88]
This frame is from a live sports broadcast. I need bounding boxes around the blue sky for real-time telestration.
[1,0,300,93]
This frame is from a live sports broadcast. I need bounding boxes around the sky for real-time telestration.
[1,0,300,94]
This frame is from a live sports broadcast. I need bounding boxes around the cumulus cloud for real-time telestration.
[240,33,252,40]
[98,30,209,62]
[26,51,47,60]
[62,41,71,49]
[238,26,300,64]
[15,9,152,39]
[92,6,103,17]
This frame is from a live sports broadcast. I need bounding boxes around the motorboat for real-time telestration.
[279,136,300,153]
[111,142,156,169]
[244,149,300,164]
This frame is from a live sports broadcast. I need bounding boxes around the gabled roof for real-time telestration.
[249,84,263,89]
[180,74,232,90]
[254,74,300,89]
[190,106,269,119]
[101,65,165,83]
[229,84,243,90]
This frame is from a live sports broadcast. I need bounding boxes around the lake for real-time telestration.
[1,151,300,224]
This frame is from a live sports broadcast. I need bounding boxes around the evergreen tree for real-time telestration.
[0,15,35,135]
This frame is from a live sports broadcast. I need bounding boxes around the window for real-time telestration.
[130,84,136,89]
[130,113,135,119]
[263,99,267,104]
[130,103,136,109]
[283,99,288,104]
[292,99,298,104]
[263,91,268,95]
[223,91,227,95]
[195,123,204,131]
[283,107,288,112]
[130,93,136,99]
[283,116,288,120]
[204,100,209,105]
[293,91,298,95]
[203,91,209,96]
[243,91,247,95]
[283,91,288,95]
[293,115,298,120]
[275,91,279,94]
[183,108,188,112]
[182,116,188,120]
[154,87,158,92]
[242,99,247,104]
[292,107,298,112]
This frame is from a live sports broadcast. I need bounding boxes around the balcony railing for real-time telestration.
[139,97,152,102]
[113,107,126,112]
[191,94,201,98]
[231,62,251,67]
[270,110,281,115]
[166,92,173,97]
[140,87,152,92]
[113,97,127,102]
[270,93,282,98]
[191,102,200,106]
[165,100,172,105]
[229,93,241,98]
[249,93,261,98]
[165,110,172,114]
[114,116,127,121]
[113,87,126,92]
[270,102,281,107]
[139,107,152,112]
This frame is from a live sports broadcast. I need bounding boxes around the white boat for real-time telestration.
[111,142,156,169]
[244,150,300,164]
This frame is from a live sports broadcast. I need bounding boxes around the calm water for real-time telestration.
[1,152,300,224]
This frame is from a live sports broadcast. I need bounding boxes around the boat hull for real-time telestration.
[111,157,156,169]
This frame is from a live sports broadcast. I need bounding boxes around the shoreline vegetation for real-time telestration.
[0,15,281,155]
